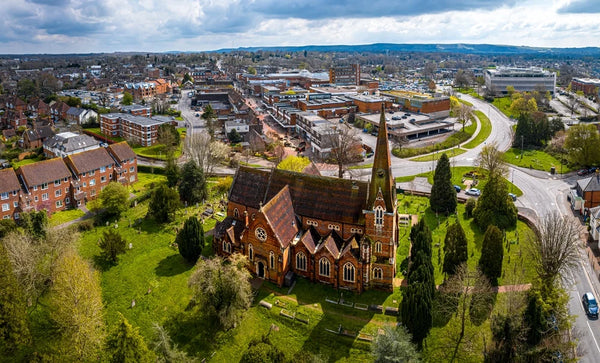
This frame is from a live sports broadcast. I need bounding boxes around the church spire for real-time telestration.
[368,104,396,212]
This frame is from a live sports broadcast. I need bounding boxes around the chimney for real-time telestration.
[244,210,249,228]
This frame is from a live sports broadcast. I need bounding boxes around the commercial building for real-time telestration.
[484,67,556,95]
[329,64,361,86]
[382,91,451,119]
[356,112,454,140]
[572,78,600,98]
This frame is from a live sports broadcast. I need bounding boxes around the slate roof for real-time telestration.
[66,107,86,117]
[18,158,71,187]
[108,142,136,162]
[25,125,54,141]
[228,167,271,209]
[262,185,298,248]
[297,227,320,254]
[44,133,100,153]
[66,147,115,174]
[577,174,600,192]
[214,216,245,241]
[0,168,21,193]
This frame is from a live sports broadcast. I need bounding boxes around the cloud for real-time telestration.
[558,0,600,13]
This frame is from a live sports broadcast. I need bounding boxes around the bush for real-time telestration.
[465,198,477,218]
[77,219,95,232]
[215,177,233,194]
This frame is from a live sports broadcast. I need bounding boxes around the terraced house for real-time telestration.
[215,108,398,292]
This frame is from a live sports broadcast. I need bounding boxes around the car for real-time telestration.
[577,169,589,176]
[195,113,200,117]
[392,116,401,120]
[508,193,517,201]
[465,188,481,196]
[453,185,461,193]
[589,167,598,174]
[582,292,599,318]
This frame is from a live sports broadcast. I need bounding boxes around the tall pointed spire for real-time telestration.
[368,104,396,212]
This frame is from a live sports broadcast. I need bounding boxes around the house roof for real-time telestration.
[577,174,600,192]
[108,141,136,162]
[0,168,21,193]
[228,167,271,209]
[261,185,298,249]
[66,107,86,117]
[214,216,245,241]
[297,227,320,254]
[44,133,100,153]
[18,158,71,187]
[66,147,115,174]
[26,125,54,141]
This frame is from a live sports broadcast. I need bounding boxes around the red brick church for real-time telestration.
[214,109,398,292]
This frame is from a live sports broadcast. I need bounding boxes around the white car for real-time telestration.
[465,188,481,196]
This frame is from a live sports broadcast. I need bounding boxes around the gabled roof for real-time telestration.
[66,107,86,117]
[316,231,344,259]
[228,167,271,209]
[0,168,21,193]
[302,162,321,176]
[262,185,298,249]
[107,141,136,162]
[297,227,320,254]
[18,158,71,187]
[66,147,115,174]
[577,174,600,192]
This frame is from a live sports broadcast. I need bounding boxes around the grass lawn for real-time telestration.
[503,148,571,174]
[130,172,167,196]
[11,157,39,168]
[132,143,182,160]
[349,163,374,169]
[462,111,492,149]
[83,128,125,143]
[457,88,483,100]
[492,96,513,118]
[409,148,466,162]
[49,208,86,227]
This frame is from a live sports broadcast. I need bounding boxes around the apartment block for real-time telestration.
[16,158,73,214]
[0,168,22,220]
[64,148,116,201]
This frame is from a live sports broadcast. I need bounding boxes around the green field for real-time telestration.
[492,96,513,118]
[49,208,86,227]
[503,148,571,174]
[463,111,492,149]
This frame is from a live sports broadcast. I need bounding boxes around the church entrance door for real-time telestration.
[257,262,265,278]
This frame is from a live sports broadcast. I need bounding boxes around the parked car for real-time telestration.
[582,292,599,319]
[454,185,461,193]
[508,193,517,201]
[465,188,481,196]
[589,167,598,174]
[577,169,589,176]
[392,116,401,120]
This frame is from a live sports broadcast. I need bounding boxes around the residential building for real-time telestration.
[329,64,361,86]
[43,132,101,158]
[215,109,398,292]
[120,104,151,117]
[224,120,250,135]
[100,113,173,146]
[50,101,71,122]
[484,67,556,95]
[16,158,73,214]
[107,142,138,184]
[0,168,22,220]
[65,107,98,125]
[23,125,55,149]
[64,147,116,201]
[575,173,600,209]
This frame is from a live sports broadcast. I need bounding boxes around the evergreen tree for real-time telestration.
[99,182,130,219]
[176,217,204,263]
[473,175,517,231]
[227,129,243,143]
[479,225,504,286]
[0,242,30,355]
[165,156,180,188]
[99,228,127,264]
[443,221,468,276]
[106,314,154,363]
[371,326,420,363]
[430,153,457,213]
[401,282,433,347]
[410,219,432,259]
[149,185,180,223]
[20,210,49,239]
[178,161,207,205]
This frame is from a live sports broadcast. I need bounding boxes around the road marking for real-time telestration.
[587,321,600,354]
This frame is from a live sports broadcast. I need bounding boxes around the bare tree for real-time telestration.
[184,132,230,176]
[325,123,363,178]
[566,95,579,118]
[476,143,508,178]
[528,211,581,285]
[457,104,473,131]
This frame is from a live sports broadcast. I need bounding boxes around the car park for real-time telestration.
[582,292,599,319]
[465,188,481,196]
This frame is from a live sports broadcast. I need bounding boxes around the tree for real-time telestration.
[430,153,457,213]
[454,69,472,89]
[0,242,30,355]
[277,155,311,173]
[179,161,207,205]
[151,323,195,363]
[20,210,49,240]
[184,132,229,176]
[165,156,180,188]
[100,181,130,219]
[443,221,468,276]
[188,254,252,330]
[564,123,600,166]
[240,335,285,363]
[324,123,363,178]
[479,225,504,285]
[106,313,154,363]
[371,326,420,363]
[476,144,507,178]
[149,185,180,223]
[99,228,127,264]
[513,112,552,148]
[182,73,193,84]
[157,124,180,155]
[177,217,204,263]
[122,91,133,105]
[456,103,473,131]
[201,104,216,139]
[528,212,580,285]
[473,175,517,231]
[509,94,537,118]
[465,198,476,218]
[227,128,243,143]
[0,219,17,238]
[49,250,105,361]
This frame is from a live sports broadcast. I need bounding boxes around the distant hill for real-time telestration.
[214,43,600,56]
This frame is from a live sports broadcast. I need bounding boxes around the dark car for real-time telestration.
[508,193,517,201]
[589,167,598,174]
[577,169,589,176]
[454,185,461,193]
[583,292,599,318]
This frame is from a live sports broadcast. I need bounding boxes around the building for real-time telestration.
[100,113,174,146]
[124,80,171,101]
[329,64,361,86]
[23,125,55,149]
[382,91,451,119]
[65,107,98,125]
[572,78,600,98]
[484,67,556,95]
[575,173,600,209]
[16,158,73,214]
[0,168,22,220]
[120,104,151,117]
[107,142,138,185]
[43,132,101,158]
[64,148,116,202]
[50,101,71,122]
[224,120,250,135]
[214,109,398,292]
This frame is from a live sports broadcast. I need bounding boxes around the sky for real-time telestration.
[0,0,599,54]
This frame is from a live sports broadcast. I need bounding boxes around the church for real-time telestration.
[214,108,398,292]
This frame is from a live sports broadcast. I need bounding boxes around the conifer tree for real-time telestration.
[149,185,180,223]
[473,174,517,231]
[443,221,468,276]
[0,242,30,355]
[99,228,127,265]
[165,156,180,188]
[106,314,154,363]
[479,225,504,286]
[176,217,204,263]
[178,161,207,205]
[430,153,457,213]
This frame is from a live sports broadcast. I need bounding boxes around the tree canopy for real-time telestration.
[479,225,504,286]
[277,155,311,173]
[179,161,207,205]
[176,217,204,263]
[473,175,517,231]
[99,228,127,265]
[122,91,133,105]
[106,313,154,363]
[371,326,420,363]
[430,153,457,213]
[100,181,130,220]
[149,184,180,223]
[443,221,468,276]
[564,123,600,167]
